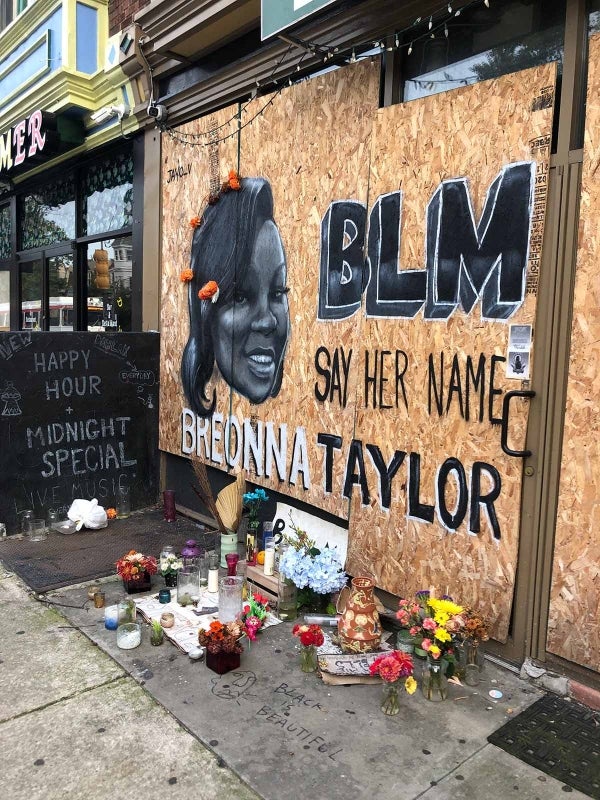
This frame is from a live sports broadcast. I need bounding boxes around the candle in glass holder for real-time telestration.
[163,489,176,522]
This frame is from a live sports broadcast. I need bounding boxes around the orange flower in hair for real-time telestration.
[198,280,220,303]
[180,268,194,283]
[190,215,202,228]
[228,169,241,190]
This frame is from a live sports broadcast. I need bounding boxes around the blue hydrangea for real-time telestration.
[279,546,347,594]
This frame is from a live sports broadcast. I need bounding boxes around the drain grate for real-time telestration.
[488,693,600,798]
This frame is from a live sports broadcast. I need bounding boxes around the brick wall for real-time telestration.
[109,0,150,36]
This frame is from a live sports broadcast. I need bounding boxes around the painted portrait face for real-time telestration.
[212,220,290,403]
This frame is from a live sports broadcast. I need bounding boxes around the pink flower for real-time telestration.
[422,617,437,631]
[396,610,410,625]
[409,626,421,636]
[421,638,433,651]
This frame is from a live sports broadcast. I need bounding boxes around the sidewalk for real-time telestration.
[0,565,590,800]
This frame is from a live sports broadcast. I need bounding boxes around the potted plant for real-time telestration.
[150,619,164,646]
[116,550,158,593]
[198,620,244,674]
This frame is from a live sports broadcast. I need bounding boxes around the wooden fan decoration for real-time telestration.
[215,472,246,532]
[189,456,226,533]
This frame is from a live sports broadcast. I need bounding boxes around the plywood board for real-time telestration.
[160,60,379,519]
[159,105,240,456]
[547,34,600,671]
[346,64,556,642]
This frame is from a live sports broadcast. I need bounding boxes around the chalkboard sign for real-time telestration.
[0,332,159,534]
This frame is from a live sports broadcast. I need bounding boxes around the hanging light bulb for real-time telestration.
[455,7,461,15]
[408,41,413,55]
[428,16,433,29]
[448,2,453,10]
[445,23,449,37]
[415,16,421,24]
[484,0,490,6]
[350,48,356,62]
[395,33,399,48]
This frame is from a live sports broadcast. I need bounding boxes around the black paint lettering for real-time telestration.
[425,163,534,319]
[428,353,444,416]
[314,347,330,402]
[466,354,486,422]
[366,191,426,317]
[378,351,392,409]
[408,452,435,523]
[318,201,367,320]
[488,355,505,424]
[366,445,405,511]
[364,350,378,408]
[469,462,501,540]
[342,439,370,505]
[436,458,468,531]
[317,433,342,494]
[395,350,409,410]
[446,354,464,419]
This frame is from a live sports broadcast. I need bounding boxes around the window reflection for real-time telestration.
[48,254,74,331]
[19,259,42,329]
[20,178,76,249]
[403,0,565,102]
[86,237,132,331]
[0,270,9,330]
[0,205,10,260]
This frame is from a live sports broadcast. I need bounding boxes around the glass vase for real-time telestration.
[381,681,401,716]
[422,657,448,702]
[299,644,318,673]
[459,638,485,686]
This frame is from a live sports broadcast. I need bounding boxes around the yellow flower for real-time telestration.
[434,627,451,643]
[428,644,442,658]
[405,676,417,695]
[434,610,450,626]
[428,598,463,616]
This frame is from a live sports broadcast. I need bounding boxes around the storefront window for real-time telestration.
[86,238,132,331]
[0,204,10,260]
[19,258,42,329]
[49,254,74,331]
[82,151,134,236]
[0,270,9,330]
[20,177,76,250]
[403,0,566,103]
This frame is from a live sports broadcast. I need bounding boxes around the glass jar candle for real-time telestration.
[263,537,275,576]
[117,622,141,649]
[207,551,219,593]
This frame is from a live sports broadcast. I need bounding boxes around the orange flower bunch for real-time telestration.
[462,609,489,643]
[180,268,194,283]
[198,619,244,654]
[190,215,202,228]
[198,280,219,302]
[106,507,117,520]
[116,550,158,582]
[222,169,241,192]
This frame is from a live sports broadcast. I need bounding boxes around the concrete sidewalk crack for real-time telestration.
[412,741,490,798]
[0,674,130,725]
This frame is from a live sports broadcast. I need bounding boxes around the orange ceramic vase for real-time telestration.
[338,576,382,653]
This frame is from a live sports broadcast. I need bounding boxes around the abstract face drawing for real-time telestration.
[181,177,291,417]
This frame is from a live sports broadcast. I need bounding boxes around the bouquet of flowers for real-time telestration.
[116,550,158,582]
[279,517,347,610]
[369,650,417,714]
[198,619,244,655]
[159,551,184,577]
[369,650,417,693]
[401,591,465,665]
[240,593,270,641]
[461,608,490,644]
[243,488,269,523]
[292,623,325,648]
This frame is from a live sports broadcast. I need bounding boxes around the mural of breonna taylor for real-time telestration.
[181,175,291,417]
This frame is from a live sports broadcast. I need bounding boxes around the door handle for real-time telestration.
[501,390,536,457]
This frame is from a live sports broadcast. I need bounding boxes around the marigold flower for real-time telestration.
[228,169,241,190]
[106,507,117,519]
[198,280,220,303]
[189,215,202,228]
[180,268,194,283]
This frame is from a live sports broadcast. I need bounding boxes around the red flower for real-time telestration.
[198,280,219,302]
[180,268,194,283]
[189,216,202,228]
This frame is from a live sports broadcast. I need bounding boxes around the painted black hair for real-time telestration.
[180,177,285,417]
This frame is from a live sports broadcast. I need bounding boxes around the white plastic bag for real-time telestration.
[67,498,108,530]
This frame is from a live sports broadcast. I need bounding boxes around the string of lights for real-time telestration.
[163,0,491,148]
